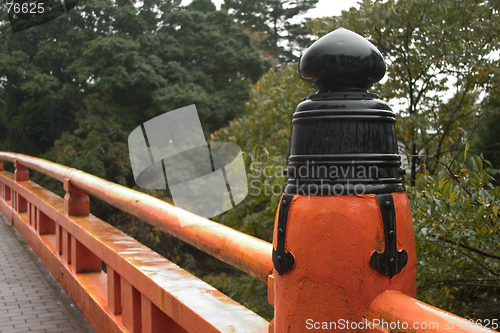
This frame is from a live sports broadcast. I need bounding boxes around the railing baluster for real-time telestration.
[107,266,122,315]
[121,277,142,333]
[56,225,63,255]
[63,177,98,272]
[141,295,187,333]
[32,204,36,229]
[38,209,56,235]
[71,236,101,274]
[62,228,72,265]
[14,161,28,216]
[27,202,32,227]
[14,190,18,211]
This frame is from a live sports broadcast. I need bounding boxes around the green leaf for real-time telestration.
[444,182,452,197]
[439,176,446,189]
[464,141,470,161]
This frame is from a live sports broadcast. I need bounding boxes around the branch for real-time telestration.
[420,278,500,289]
[433,80,473,160]
[413,70,436,107]
[417,104,480,154]
[419,155,463,182]
[450,283,499,288]
[418,154,481,205]
[440,236,500,261]
[457,248,499,276]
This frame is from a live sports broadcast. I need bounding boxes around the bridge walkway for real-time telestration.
[0,214,95,333]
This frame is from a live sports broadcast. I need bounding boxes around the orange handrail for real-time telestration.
[0,152,273,283]
[367,290,499,333]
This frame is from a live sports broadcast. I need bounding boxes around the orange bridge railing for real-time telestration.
[0,152,270,333]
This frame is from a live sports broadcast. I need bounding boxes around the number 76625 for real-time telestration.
[5,2,45,14]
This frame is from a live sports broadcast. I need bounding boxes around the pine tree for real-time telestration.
[222,0,319,63]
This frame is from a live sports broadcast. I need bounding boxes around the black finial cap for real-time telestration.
[299,28,386,92]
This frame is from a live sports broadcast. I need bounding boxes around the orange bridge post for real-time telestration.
[271,28,417,332]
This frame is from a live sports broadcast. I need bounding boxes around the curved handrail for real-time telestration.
[368,290,499,333]
[0,152,273,283]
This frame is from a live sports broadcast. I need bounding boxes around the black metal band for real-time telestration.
[283,182,404,196]
[284,92,404,195]
[272,194,295,275]
[370,193,408,277]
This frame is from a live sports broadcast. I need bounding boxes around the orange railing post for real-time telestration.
[271,28,417,332]
[14,160,29,214]
[63,178,90,217]
[14,159,29,182]
[63,179,101,274]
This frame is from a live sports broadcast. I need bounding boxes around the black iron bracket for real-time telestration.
[272,194,295,275]
[370,193,408,277]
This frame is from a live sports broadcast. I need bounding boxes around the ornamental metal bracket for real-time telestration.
[272,194,295,275]
[370,193,408,277]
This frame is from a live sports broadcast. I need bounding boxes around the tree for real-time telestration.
[308,0,500,185]
[186,0,217,13]
[45,94,130,186]
[409,147,500,319]
[474,66,500,180]
[222,0,319,62]
[0,0,270,157]
[475,115,500,182]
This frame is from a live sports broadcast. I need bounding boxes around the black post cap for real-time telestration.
[284,28,404,196]
[299,28,386,92]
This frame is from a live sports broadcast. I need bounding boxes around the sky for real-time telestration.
[180,0,361,19]
[296,0,360,19]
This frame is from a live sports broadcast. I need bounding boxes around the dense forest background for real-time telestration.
[1,0,500,322]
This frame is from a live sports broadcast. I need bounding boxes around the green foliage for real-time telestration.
[475,68,500,177]
[476,111,500,179]
[222,0,319,63]
[212,65,314,241]
[0,0,270,157]
[308,0,500,183]
[186,0,217,13]
[45,94,130,186]
[409,143,500,318]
